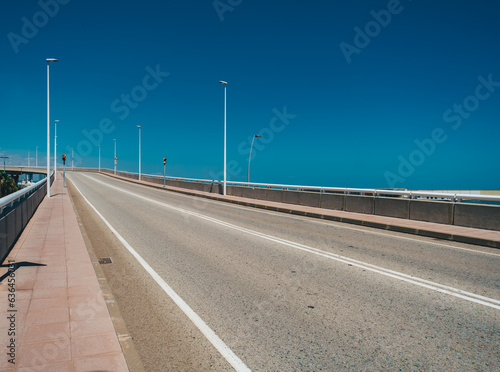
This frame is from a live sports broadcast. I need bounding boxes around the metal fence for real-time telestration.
[0,174,53,262]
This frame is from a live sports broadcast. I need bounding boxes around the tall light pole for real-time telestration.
[28,151,30,167]
[46,58,58,198]
[113,139,117,175]
[248,134,262,184]
[98,145,101,172]
[1,156,8,172]
[71,148,74,169]
[219,80,227,195]
[54,119,59,180]
[137,125,141,180]
[36,146,38,167]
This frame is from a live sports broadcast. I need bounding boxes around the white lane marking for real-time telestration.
[69,175,251,372]
[82,173,500,310]
[94,172,500,257]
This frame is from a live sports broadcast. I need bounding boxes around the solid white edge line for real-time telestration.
[82,174,500,311]
[68,175,251,372]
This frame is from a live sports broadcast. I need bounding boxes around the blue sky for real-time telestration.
[1,0,499,189]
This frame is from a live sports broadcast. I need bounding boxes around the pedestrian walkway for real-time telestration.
[0,176,130,371]
[106,173,500,249]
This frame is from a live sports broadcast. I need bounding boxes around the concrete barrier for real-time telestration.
[375,197,410,219]
[320,193,344,210]
[265,189,284,203]
[300,192,321,208]
[345,195,374,214]
[283,190,301,205]
[454,203,500,231]
[410,200,453,224]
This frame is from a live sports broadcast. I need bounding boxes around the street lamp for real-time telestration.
[1,156,8,172]
[36,146,38,167]
[137,125,141,180]
[98,145,101,172]
[248,134,262,183]
[28,151,30,167]
[113,139,117,175]
[219,80,227,195]
[46,58,58,198]
[54,119,59,180]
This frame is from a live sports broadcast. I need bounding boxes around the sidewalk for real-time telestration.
[0,176,130,371]
[105,173,500,249]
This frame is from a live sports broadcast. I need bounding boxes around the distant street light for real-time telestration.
[36,146,38,167]
[46,58,58,198]
[219,80,227,195]
[54,119,60,180]
[28,151,30,167]
[98,145,101,172]
[248,134,262,183]
[137,125,141,180]
[1,156,8,172]
[71,148,74,169]
[113,139,117,175]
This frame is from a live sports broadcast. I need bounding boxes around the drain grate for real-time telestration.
[98,257,113,265]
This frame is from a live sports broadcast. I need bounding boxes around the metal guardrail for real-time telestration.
[94,168,500,204]
[0,175,49,215]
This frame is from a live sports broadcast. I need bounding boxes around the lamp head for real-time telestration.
[46,58,58,63]
[218,80,227,85]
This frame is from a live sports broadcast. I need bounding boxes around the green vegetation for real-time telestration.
[0,172,20,198]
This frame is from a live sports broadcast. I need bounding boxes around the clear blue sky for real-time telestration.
[1,0,499,189]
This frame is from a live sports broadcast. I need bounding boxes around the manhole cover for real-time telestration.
[98,257,113,265]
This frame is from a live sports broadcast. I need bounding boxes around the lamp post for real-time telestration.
[54,119,59,180]
[98,145,101,172]
[248,134,262,184]
[46,58,58,198]
[1,156,8,172]
[113,139,117,175]
[137,125,141,180]
[71,148,74,169]
[219,80,227,195]
[36,146,38,167]
[28,151,30,167]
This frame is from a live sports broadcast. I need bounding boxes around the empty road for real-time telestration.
[67,172,500,371]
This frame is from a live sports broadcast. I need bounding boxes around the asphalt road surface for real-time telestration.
[67,172,500,371]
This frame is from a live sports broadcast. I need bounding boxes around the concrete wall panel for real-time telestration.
[345,195,374,214]
[454,203,500,231]
[410,200,453,224]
